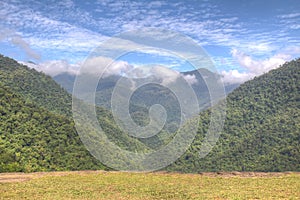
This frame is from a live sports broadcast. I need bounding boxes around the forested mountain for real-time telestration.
[0,54,299,172]
[167,59,300,172]
[0,84,104,172]
[0,55,148,172]
[0,55,72,116]
[54,68,237,133]
[53,68,238,110]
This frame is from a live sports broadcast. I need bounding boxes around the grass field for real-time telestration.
[0,171,299,200]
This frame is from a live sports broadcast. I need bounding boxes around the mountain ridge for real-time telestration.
[167,58,300,172]
[0,55,149,172]
[0,54,299,172]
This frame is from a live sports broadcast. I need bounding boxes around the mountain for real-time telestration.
[0,83,103,172]
[53,68,238,109]
[0,54,299,172]
[54,68,238,133]
[167,58,300,172]
[0,55,149,172]
[0,55,72,116]
[52,72,76,94]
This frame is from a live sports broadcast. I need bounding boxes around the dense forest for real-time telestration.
[0,56,72,116]
[0,54,299,172]
[0,55,147,172]
[167,59,300,172]
[0,84,105,172]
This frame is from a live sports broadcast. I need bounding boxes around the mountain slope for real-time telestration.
[54,68,238,110]
[54,68,238,134]
[1,54,299,172]
[0,84,104,172]
[167,58,300,172]
[0,55,149,172]
[0,55,72,116]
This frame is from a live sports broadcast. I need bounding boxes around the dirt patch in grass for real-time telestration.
[0,170,113,183]
[0,173,35,183]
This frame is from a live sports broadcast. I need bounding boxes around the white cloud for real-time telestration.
[0,0,254,58]
[150,66,198,86]
[106,60,134,77]
[279,13,300,19]
[182,74,198,85]
[247,43,274,53]
[19,60,79,76]
[117,64,198,86]
[282,46,300,55]
[80,56,134,78]
[150,66,180,86]
[20,56,134,78]
[231,49,289,74]
[277,12,300,33]
[2,0,300,85]
[2,0,299,67]
[221,49,291,84]
[0,26,40,59]
[221,70,254,84]
[0,1,107,58]
[11,35,40,60]
[20,56,198,87]
[290,24,300,30]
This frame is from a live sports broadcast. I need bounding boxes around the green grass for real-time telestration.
[0,171,299,199]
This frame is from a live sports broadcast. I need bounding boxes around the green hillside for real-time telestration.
[0,55,148,172]
[0,54,299,172]
[167,58,300,172]
[0,55,72,116]
[0,84,105,172]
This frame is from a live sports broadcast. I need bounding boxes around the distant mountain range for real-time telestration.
[0,54,299,172]
[54,69,239,132]
[53,69,239,108]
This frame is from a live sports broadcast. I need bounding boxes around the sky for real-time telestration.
[0,0,299,84]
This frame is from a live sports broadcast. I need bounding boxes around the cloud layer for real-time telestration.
[20,60,79,76]
[1,0,300,85]
[221,49,292,84]
[21,56,198,88]
[1,0,299,60]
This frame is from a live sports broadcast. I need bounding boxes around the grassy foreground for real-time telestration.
[0,171,299,200]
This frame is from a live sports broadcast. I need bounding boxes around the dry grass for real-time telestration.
[0,171,299,199]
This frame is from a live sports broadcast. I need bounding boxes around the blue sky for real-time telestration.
[0,0,299,83]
